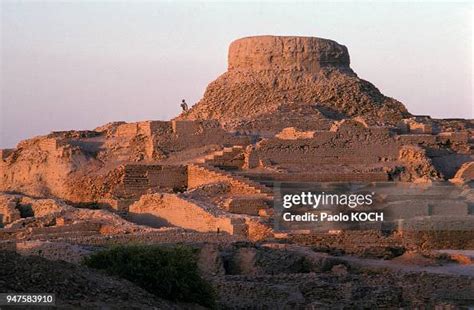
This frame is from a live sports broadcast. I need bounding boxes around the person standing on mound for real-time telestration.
[180,99,188,112]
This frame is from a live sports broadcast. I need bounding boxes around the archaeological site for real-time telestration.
[1,35,473,308]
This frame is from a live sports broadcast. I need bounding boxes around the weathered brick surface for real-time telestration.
[187,163,272,197]
[222,196,271,216]
[0,196,21,226]
[29,222,102,236]
[129,193,237,235]
[116,164,187,197]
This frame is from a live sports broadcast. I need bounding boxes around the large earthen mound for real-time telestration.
[181,36,409,125]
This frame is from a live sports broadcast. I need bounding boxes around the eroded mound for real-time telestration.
[0,251,179,309]
[181,35,409,125]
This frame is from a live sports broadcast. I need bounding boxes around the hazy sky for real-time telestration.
[1,1,473,148]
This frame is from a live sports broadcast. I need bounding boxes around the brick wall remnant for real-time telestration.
[275,127,315,140]
[0,196,21,226]
[221,196,271,216]
[128,193,238,235]
[403,119,433,134]
[187,163,272,198]
[396,146,442,182]
[117,164,187,198]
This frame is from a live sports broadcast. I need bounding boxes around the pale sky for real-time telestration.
[1,1,473,148]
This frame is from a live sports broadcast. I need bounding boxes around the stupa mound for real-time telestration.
[180,35,409,126]
[228,35,350,71]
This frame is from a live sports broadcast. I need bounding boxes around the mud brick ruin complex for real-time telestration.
[1,36,473,308]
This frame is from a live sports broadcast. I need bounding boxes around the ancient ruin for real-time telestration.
[1,35,473,308]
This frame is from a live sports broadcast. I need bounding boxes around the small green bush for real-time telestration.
[83,245,216,308]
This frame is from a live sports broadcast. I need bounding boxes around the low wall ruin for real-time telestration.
[128,193,236,234]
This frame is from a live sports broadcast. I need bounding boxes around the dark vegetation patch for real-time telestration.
[83,245,216,308]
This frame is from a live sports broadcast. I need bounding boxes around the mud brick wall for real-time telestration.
[251,122,400,166]
[223,197,269,216]
[38,138,65,153]
[310,171,389,182]
[437,132,469,144]
[128,194,236,234]
[59,229,244,247]
[0,200,21,226]
[252,171,388,182]
[147,165,187,189]
[290,230,403,256]
[396,134,437,146]
[172,120,203,135]
[144,121,173,159]
[205,149,246,169]
[29,222,102,236]
[119,164,187,197]
[139,121,171,137]
[115,121,172,138]
[155,120,250,152]
[187,164,263,196]
[253,137,398,166]
[236,118,332,137]
[115,123,140,138]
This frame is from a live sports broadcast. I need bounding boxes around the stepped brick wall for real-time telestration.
[196,146,246,169]
[114,121,171,138]
[188,164,271,197]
